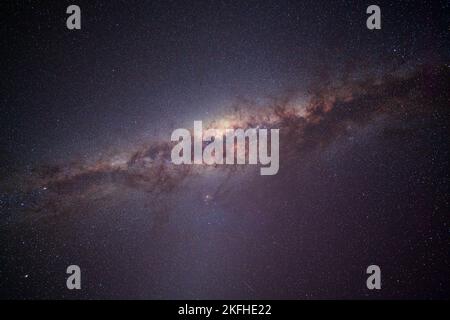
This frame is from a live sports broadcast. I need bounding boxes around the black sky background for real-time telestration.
[2,0,447,166]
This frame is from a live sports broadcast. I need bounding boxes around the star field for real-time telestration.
[0,0,449,299]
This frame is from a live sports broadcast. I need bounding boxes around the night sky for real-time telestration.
[0,0,449,299]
